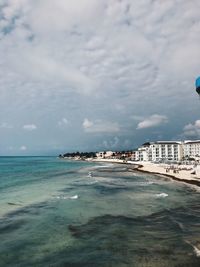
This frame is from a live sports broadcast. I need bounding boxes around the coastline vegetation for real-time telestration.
[59,151,97,159]
[59,150,134,161]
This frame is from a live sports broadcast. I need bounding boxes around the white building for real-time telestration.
[183,140,200,159]
[131,150,138,161]
[149,141,183,162]
[138,147,149,161]
[96,151,114,159]
[135,141,183,162]
[131,144,150,161]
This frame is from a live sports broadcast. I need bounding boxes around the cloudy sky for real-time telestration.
[0,0,200,155]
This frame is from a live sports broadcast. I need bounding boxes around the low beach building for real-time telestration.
[96,151,114,159]
[131,143,150,161]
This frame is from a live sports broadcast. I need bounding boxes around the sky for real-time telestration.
[0,0,200,155]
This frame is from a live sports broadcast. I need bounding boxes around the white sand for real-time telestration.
[139,162,200,182]
[91,158,200,185]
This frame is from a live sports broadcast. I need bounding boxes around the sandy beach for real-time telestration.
[91,158,200,187]
[136,162,200,187]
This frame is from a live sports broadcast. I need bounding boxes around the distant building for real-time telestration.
[183,140,200,159]
[131,144,148,162]
[134,141,183,162]
[131,150,138,161]
[96,151,114,159]
[148,141,183,162]
[96,140,200,163]
[131,145,149,161]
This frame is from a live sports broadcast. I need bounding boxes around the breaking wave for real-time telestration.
[155,192,168,198]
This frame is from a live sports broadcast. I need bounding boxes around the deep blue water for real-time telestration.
[0,157,200,266]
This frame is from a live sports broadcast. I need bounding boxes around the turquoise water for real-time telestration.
[0,157,200,266]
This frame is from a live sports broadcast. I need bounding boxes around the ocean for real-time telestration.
[0,156,200,267]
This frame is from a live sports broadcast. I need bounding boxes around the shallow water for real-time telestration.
[0,157,200,266]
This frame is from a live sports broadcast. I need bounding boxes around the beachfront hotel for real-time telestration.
[183,140,200,159]
[132,140,200,162]
[93,140,200,163]
[131,141,183,162]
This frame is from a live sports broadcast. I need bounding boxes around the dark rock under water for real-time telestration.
[66,208,200,267]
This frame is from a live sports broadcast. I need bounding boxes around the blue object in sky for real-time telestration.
[196,77,200,95]
[196,77,200,88]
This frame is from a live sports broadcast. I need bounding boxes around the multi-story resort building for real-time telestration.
[183,140,200,159]
[95,140,200,163]
[148,141,183,162]
[131,141,183,162]
[132,140,200,162]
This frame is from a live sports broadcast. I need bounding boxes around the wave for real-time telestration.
[193,245,200,257]
[185,240,200,257]
[94,164,114,168]
[70,195,78,199]
[132,181,154,186]
[87,172,92,178]
[155,192,168,198]
[54,194,79,200]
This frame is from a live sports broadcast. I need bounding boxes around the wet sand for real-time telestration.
[136,162,200,187]
[91,159,200,187]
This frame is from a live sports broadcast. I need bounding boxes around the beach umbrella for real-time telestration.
[195,77,200,96]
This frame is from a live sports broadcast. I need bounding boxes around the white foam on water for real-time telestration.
[87,172,92,178]
[193,245,200,257]
[185,240,200,257]
[93,164,114,168]
[54,194,79,200]
[135,181,154,186]
[93,176,115,183]
[70,195,78,199]
[155,193,168,198]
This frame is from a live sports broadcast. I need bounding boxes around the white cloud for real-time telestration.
[83,118,93,129]
[183,120,200,137]
[83,118,120,133]
[7,49,97,94]
[58,118,69,126]
[23,124,37,131]
[29,0,104,34]
[20,145,27,151]
[137,114,168,129]
[0,0,200,154]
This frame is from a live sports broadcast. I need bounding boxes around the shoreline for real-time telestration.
[135,166,200,187]
[90,158,200,188]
